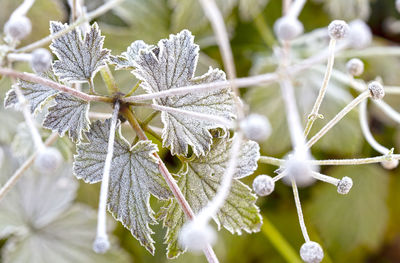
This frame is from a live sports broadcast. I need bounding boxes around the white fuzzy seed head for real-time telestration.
[368,81,385,100]
[396,0,400,13]
[253,174,275,196]
[300,241,324,263]
[346,58,364,76]
[348,20,372,49]
[283,153,318,187]
[179,222,216,253]
[4,16,32,40]
[240,114,271,142]
[337,176,353,195]
[93,235,110,254]
[328,20,349,40]
[30,48,52,73]
[381,159,399,170]
[274,16,304,41]
[34,147,62,174]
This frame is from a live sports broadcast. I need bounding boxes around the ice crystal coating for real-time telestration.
[50,22,110,82]
[34,147,62,174]
[368,81,385,100]
[273,16,304,41]
[348,20,372,49]
[328,20,349,40]
[5,74,58,113]
[109,40,150,70]
[31,48,52,73]
[337,176,353,195]
[4,16,32,40]
[240,114,271,142]
[161,136,261,258]
[132,30,236,156]
[43,92,90,142]
[73,119,172,254]
[178,222,216,253]
[300,241,324,263]
[381,159,399,170]
[346,58,364,76]
[253,174,274,196]
[93,236,110,254]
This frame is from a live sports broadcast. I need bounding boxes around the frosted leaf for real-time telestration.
[161,136,261,258]
[4,71,59,114]
[132,30,236,156]
[109,40,150,70]
[43,93,90,142]
[50,22,110,83]
[73,120,172,254]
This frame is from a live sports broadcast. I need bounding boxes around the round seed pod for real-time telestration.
[346,58,364,76]
[30,48,52,73]
[253,174,275,196]
[240,114,271,142]
[348,20,372,49]
[274,16,304,41]
[93,236,110,254]
[300,241,324,263]
[368,81,385,100]
[4,16,32,40]
[34,147,62,174]
[179,222,216,253]
[337,176,353,195]
[328,20,349,40]
[381,159,399,170]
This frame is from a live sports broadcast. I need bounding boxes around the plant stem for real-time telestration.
[0,133,58,202]
[261,215,303,263]
[125,81,141,97]
[311,172,339,186]
[291,176,310,243]
[258,156,284,166]
[15,0,124,53]
[254,14,277,47]
[0,68,112,102]
[100,65,119,95]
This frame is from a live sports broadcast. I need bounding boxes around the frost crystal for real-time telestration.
[4,16,32,40]
[300,241,324,263]
[337,176,353,195]
[43,92,90,142]
[132,30,236,156]
[273,16,304,41]
[50,22,110,83]
[328,20,349,40]
[253,174,275,196]
[74,120,172,254]
[240,114,271,142]
[346,58,364,77]
[161,136,261,258]
[368,81,385,100]
[178,222,216,253]
[31,48,52,73]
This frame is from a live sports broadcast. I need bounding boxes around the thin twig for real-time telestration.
[291,176,310,242]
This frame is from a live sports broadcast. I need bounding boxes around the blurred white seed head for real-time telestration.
[253,174,275,196]
[300,241,324,263]
[381,159,399,170]
[337,176,353,195]
[34,147,62,174]
[240,114,271,142]
[274,16,304,41]
[4,16,32,40]
[348,20,372,49]
[179,221,216,253]
[396,0,400,14]
[93,235,110,254]
[346,58,364,76]
[328,20,349,40]
[30,48,52,73]
[368,81,385,100]
[282,152,318,187]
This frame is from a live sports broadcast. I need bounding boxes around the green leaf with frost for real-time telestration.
[73,119,172,254]
[43,92,90,142]
[50,22,110,83]
[132,30,236,156]
[161,136,262,258]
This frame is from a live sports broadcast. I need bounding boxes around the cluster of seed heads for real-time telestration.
[346,58,364,77]
[337,176,353,195]
[328,20,349,40]
[4,16,32,41]
[368,81,385,100]
[252,174,275,196]
[240,113,271,142]
[300,241,324,263]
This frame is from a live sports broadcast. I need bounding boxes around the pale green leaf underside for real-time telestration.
[43,92,90,142]
[162,136,262,258]
[50,21,110,82]
[73,119,171,254]
[132,30,236,156]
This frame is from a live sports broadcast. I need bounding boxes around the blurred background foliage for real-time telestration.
[1,0,400,262]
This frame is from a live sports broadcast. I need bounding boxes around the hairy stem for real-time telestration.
[291,176,310,242]
[0,68,112,102]
[311,172,339,186]
[100,65,119,95]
